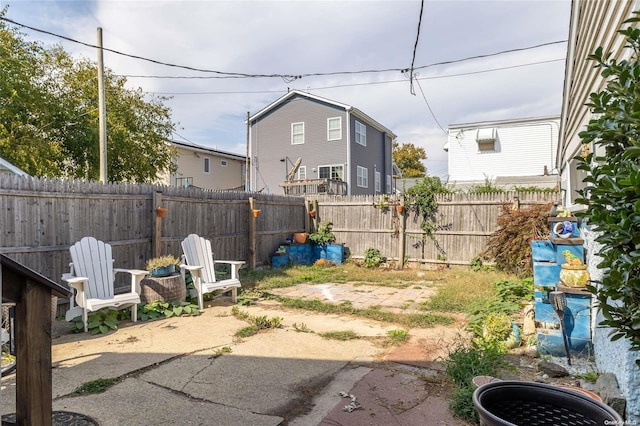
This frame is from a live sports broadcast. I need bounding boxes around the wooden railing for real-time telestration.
[281,179,348,196]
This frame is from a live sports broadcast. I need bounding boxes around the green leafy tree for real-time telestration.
[0,14,66,176]
[0,12,177,182]
[576,13,640,357]
[393,141,426,178]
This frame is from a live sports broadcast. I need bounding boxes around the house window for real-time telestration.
[355,120,366,146]
[327,117,342,141]
[204,157,210,174]
[476,128,496,151]
[292,122,304,145]
[375,171,381,192]
[297,166,306,180]
[386,174,391,193]
[319,165,343,180]
[357,166,368,188]
[221,160,227,167]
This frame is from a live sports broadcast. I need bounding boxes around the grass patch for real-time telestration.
[231,306,283,335]
[74,378,118,394]
[243,262,426,290]
[235,325,259,338]
[275,296,453,328]
[387,328,410,345]
[420,269,517,314]
[320,330,359,341]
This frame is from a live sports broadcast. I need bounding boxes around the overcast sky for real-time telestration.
[2,0,571,180]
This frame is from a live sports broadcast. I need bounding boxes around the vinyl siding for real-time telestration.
[251,93,397,195]
[348,115,393,195]
[558,0,637,205]
[558,3,640,419]
[447,117,559,182]
[171,146,245,191]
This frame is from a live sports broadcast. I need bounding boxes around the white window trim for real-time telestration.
[297,166,306,180]
[204,157,210,174]
[375,171,381,193]
[327,117,342,141]
[292,122,304,145]
[318,164,344,181]
[355,120,366,146]
[386,174,391,193]
[357,166,368,188]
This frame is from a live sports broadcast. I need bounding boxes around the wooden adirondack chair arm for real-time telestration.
[180,264,203,272]
[61,274,88,311]
[113,268,148,294]
[213,260,245,279]
[113,268,148,276]
[62,274,88,287]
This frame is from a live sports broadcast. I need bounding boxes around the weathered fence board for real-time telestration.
[307,192,558,265]
[0,175,557,314]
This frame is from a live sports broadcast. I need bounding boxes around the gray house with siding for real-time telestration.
[248,90,397,196]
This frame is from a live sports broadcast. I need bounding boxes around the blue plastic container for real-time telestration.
[271,254,289,268]
[288,244,313,265]
[312,244,344,265]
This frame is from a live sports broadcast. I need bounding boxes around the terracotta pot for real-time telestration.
[396,205,405,214]
[294,232,309,244]
[156,207,168,218]
[309,210,316,218]
[252,209,261,218]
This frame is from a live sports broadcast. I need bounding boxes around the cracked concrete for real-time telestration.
[1,288,467,425]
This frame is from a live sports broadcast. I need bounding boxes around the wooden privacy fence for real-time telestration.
[0,175,557,313]
[305,192,558,266]
[0,175,305,301]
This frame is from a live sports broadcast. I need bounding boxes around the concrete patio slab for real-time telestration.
[1,285,468,426]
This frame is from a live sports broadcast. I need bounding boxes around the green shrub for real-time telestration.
[70,308,119,335]
[576,15,640,357]
[363,248,386,268]
[138,300,200,321]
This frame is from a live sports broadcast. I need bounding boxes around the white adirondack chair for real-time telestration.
[63,237,147,332]
[180,234,244,310]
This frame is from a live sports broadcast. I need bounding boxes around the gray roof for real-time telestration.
[0,157,28,176]
[170,140,245,161]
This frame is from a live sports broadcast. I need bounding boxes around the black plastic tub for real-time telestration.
[473,381,623,426]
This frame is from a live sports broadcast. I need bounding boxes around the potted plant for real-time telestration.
[146,255,180,277]
[309,221,344,265]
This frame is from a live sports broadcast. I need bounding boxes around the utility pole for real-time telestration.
[245,111,250,192]
[97,27,107,183]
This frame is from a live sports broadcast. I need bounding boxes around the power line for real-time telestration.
[409,0,425,95]
[1,16,567,81]
[119,57,563,80]
[414,75,447,135]
[171,130,195,144]
[143,58,565,96]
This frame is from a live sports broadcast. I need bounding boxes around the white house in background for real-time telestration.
[445,116,560,190]
[168,141,246,191]
[558,1,640,421]
[0,156,28,176]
